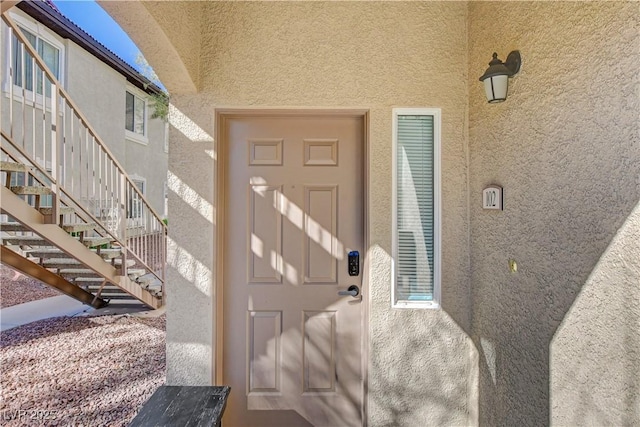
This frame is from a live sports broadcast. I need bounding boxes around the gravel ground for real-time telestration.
[0,314,166,426]
[1,265,62,308]
[0,264,166,425]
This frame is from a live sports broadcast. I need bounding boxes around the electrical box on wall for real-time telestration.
[483,185,503,210]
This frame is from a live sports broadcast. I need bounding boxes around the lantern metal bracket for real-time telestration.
[504,50,522,75]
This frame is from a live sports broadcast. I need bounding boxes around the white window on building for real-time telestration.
[9,23,62,97]
[128,177,146,218]
[163,181,168,219]
[125,90,146,137]
[164,122,169,153]
[392,108,441,309]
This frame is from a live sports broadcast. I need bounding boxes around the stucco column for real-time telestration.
[166,94,217,385]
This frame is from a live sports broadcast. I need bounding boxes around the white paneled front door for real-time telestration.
[220,112,365,427]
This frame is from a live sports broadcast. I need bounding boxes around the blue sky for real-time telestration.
[51,0,142,72]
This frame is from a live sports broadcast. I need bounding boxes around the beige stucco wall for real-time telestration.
[468,2,640,426]
[65,37,127,164]
[163,2,475,425]
[102,0,640,425]
[98,0,202,94]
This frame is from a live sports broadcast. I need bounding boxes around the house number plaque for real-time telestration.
[482,185,503,210]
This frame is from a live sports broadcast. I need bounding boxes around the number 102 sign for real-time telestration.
[482,185,503,210]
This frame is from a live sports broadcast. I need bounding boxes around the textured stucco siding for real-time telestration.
[468,2,640,426]
[65,39,127,166]
[66,45,168,216]
[165,94,216,386]
[102,0,640,425]
[163,2,475,425]
[124,94,168,217]
[140,1,202,92]
[98,0,202,94]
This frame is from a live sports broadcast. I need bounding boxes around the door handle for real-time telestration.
[338,285,360,297]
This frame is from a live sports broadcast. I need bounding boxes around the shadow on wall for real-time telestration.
[368,294,473,426]
[470,3,639,424]
[550,201,640,426]
[473,199,640,426]
[164,102,217,385]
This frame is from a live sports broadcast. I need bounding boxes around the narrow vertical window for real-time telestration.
[37,38,59,96]
[125,91,146,136]
[392,108,441,308]
[125,92,135,132]
[12,28,36,90]
[128,178,145,218]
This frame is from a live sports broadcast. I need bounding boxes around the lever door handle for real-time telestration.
[338,285,360,297]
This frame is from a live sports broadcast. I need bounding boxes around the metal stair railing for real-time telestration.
[1,14,166,298]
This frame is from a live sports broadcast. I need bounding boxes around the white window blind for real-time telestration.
[393,108,441,308]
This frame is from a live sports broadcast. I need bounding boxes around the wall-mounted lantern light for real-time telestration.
[479,51,521,103]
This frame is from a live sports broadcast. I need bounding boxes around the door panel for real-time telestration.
[222,113,364,427]
[304,185,338,283]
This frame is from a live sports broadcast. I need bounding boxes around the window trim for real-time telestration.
[391,107,442,309]
[125,88,149,144]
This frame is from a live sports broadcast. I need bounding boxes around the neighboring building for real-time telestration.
[33,1,640,426]
[1,0,168,218]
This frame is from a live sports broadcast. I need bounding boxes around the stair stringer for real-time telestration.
[0,246,107,308]
[1,186,160,309]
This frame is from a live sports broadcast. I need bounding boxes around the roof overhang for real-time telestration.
[15,0,164,95]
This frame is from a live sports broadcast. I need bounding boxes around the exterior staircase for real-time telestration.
[1,14,165,310]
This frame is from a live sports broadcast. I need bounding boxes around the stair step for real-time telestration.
[4,235,112,248]
[40,206,75,215]
[59,269,99,278]
[82,282,156,296]
[85,290,130,297]
[10,185,51,195]
[40,258,135,269]
[1,222,98,235]
[81,236,114,248]
[0,222,30,232]
[136,274,158,285]
[62,223,97,233]
[82,284,125,291]
[28,248,113,260]
[2,235,50,246]
[0,161,30,172]
[113,258,135,267]
[90,248,122,259]
[98,294,136,300]
[41,258,83,269]
[127,268,146,279]
[27,248,68,258]
[74,277,109,284]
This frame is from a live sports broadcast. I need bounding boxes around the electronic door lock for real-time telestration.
[348,251,359,276]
